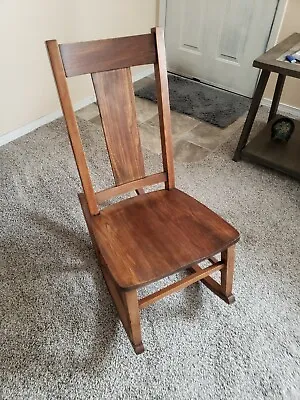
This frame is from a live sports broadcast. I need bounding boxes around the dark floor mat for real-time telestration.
[135,74,251,128]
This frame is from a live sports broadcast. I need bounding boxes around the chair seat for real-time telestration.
[91,189,239,289]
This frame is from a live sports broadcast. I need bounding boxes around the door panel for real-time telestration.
[218,1,254,63]
[165,0,278,96]
[180,1,205,51]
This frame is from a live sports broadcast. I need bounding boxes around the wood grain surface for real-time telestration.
[60,33,157,77]
[91,188,239,289]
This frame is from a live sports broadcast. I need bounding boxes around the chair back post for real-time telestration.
[45,40,99,216]
[46,28,175,209]
[152,27,175,189]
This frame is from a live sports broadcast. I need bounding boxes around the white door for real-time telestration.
[165,0,279,97]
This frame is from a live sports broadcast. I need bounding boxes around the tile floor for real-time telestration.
[76,77,248,163]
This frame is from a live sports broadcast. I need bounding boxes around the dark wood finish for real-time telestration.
[95,172,167,204]
[233,70,270,161]
[201,274,235,305]
[60,33,157,77]
[234,33,300,178]
[139,261,224,309]
[253,33,300,79]
[102,267,144,354]
[268,74,286,122]
[152,28,175,189]
[80,189,237,352]
[45,40,99,216]
[79,192,144,354]
[101,266,135,345]
[122,290,144,354]
[135,188,145,196]
[208,256,218,264]
[221,246,235,297]
[92,68,145,185]
[78,193,102,255]
[90,188,239,289]
[47,28,240,354]
[242,115,300,180]
[190,247,236,305]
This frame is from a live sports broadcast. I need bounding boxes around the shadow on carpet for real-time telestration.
[135,73,251,128]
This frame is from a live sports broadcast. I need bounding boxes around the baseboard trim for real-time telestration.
[261,98,300,119]
[0,66,154,147]
[0,95,95,147]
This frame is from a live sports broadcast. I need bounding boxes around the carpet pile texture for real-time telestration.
[135,74,251,128]
[0,114,299,399]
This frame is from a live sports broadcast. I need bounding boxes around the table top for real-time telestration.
[253,33,300,78]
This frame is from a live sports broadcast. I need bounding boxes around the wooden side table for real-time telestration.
[233,33,300,180]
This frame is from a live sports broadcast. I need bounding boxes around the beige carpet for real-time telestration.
[0,108,299,399]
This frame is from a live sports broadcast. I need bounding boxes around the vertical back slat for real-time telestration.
[92,68,145,185]
[46,40,99,215]
[46,28,174,207]
[152,27,175,189]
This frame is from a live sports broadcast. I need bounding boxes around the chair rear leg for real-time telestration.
[220,245,235,304]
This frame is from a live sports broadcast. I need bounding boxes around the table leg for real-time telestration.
[233,70,270,161]
[268,74,286,122]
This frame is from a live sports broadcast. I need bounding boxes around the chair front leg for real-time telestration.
[221,245,235,303]
[78,192,144,354]
[122,289,144,354]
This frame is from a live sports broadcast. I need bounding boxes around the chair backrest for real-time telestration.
[46,27,174,216]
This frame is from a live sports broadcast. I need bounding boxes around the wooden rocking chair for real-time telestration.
[46,27,240,354]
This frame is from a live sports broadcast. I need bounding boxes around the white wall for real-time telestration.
[0,0,157,137]
[265,0,300,108]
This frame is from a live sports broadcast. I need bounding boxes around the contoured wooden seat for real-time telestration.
[46,27,240,354]
[85,189,238,289]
